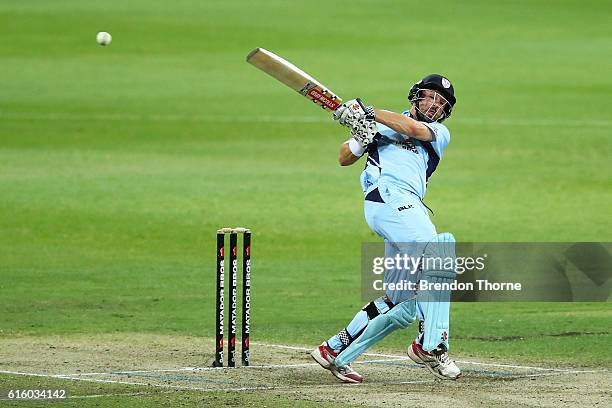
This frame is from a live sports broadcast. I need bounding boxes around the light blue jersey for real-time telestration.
[360,111,450,200]
[359,111,452,303]
[326,111,457,360]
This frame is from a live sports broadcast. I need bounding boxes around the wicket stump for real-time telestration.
[214,227,251,367]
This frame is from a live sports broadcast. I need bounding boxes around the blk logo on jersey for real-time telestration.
[398,204,414,211]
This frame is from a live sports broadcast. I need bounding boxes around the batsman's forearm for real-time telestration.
[374,109,432,141]
[338,142,361,166]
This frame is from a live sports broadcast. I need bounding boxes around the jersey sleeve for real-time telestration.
[424,122,451,158]
[375,123,403,142]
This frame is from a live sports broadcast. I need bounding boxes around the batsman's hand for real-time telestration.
[350,117,379,149]
[332,98,358,122]
[333,98,375,127]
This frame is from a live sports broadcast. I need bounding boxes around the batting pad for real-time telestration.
[417,232,456,352]
[334,300,416,367]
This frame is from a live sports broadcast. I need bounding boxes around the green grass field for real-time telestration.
[1,0,611,406]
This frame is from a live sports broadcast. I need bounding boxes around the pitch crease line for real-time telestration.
[62,358,413,377]
[251,341,606,373]
[0,369,434,393]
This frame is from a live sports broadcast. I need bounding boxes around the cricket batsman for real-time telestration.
[311,74,461,382]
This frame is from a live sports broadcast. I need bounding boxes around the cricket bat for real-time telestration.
[246,48,342,112]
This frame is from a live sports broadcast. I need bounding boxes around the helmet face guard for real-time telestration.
[410,90,452,123]
[408,74,456,123]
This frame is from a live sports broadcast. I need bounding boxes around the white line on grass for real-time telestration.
[2,340,604,380]
[73,363,321,376]
[63,358,414,377]
[251,341,606,374]
[454,360,603,373]
[0,341,606,395]
[0,369,433,393]
[0,366,587,393]
[70,391,160,399]
[43,340,605,379]
[506,371,598,379]
[0,370,270,393]
[0,369,152,387]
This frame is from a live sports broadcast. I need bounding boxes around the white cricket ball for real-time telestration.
[96,32,112,46]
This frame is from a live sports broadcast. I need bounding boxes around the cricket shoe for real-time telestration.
[310,342,338,369]
[331,364,363,384]
[407,340,427,365]
[407,341,461,380]
[310,343,363,383]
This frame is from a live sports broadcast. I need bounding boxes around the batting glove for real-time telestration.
[350,117,379,149]
[333,98,375,127]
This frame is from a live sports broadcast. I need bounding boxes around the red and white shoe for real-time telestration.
[310,342,338,369]
[407,340,461,380]
[310,343,363,383]
[331,364,363,384]
[407,340,428,365]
